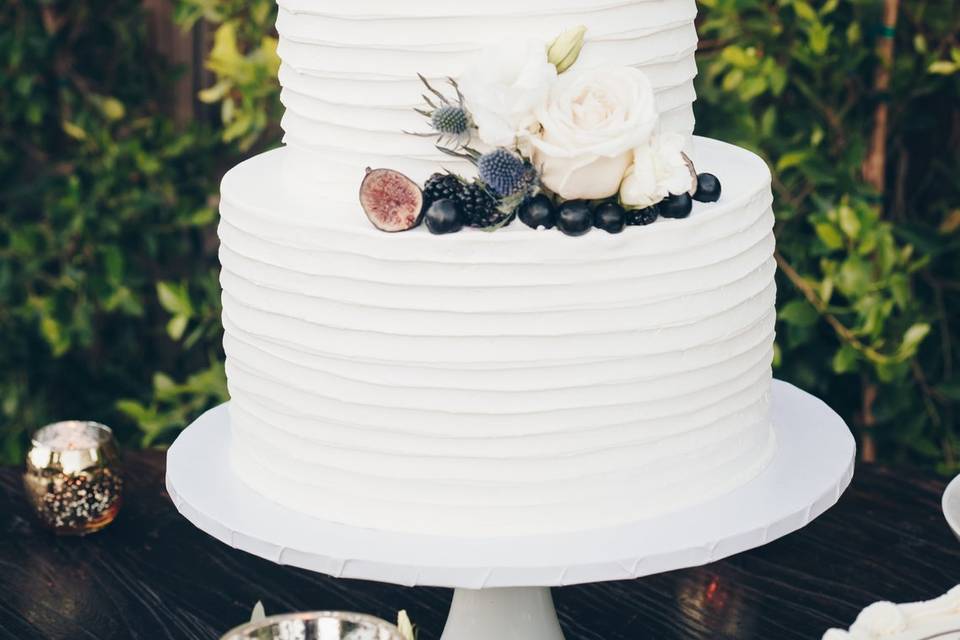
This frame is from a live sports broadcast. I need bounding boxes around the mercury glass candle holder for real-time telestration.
[23,421,123,535]
[221,612,406,640]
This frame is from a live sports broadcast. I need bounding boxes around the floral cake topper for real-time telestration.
[359,27,722,235]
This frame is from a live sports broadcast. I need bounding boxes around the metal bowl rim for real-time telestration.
[220,610,405,640]
[942,472,960,541]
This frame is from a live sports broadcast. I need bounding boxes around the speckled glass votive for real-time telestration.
[23,421,123,535]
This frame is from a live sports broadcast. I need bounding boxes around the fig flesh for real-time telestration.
[359,168,424,232]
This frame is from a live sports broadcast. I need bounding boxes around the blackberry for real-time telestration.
[626,206,658,226]
[458,181,513,229]
[423,173,465,209]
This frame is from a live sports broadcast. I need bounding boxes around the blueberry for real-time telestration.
[518,194,556,230]
[592,202,626,234]
[693,173,721,203]
[424,198,465,234]
[659,193,693,219]
[626,206,659,226]
[556,200,593,236]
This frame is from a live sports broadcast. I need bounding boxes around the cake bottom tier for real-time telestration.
[220,136,778,536]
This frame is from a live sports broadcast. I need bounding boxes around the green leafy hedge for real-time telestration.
[0,0,958,472]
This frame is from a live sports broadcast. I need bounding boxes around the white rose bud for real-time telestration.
[547,25,587,74]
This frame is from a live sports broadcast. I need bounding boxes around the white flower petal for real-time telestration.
[530,65,659,200]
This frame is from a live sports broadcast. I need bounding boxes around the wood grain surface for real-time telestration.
[0,451,957,639]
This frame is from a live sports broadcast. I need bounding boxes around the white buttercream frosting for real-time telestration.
[219,137,779,536]
[273,0,700,179]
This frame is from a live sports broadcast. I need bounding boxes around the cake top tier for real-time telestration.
[275,0,699,181]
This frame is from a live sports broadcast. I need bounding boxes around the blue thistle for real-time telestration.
[408,75,474,148]
[431,105,469,136]
[477,149,529,197]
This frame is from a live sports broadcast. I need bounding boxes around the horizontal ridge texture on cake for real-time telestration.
[275,0,699,182]
[219,136,778,536]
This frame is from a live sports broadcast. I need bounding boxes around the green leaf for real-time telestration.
[99,96,126,121]
[166,315,189,341]
[929,60,959,75]
[157,282,193,317]
[153,372,176,393]
[838,204,861,239]
[722,68,744,91]
[898,323,930,357]
[836,257,871,296]
[793,1,817,22]
[721,46,757,68]
[103,246,124,284]
[832,344,859,374]
[936,382,960,401]
[820,277,835,305]
[40,316,71,357]
[62,121,87,140]
[776,151,808,173]
[808,22,832,55]
[814,223,844,250]
[819,0,839,15]
[778,299,820,327]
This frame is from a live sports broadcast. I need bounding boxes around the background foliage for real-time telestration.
[1,0,958,472]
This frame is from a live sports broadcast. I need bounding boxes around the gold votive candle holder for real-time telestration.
[23,421,123,535]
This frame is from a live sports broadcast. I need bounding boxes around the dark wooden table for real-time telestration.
[0,451,957,640]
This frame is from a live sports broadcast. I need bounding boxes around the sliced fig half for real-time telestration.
[359,168,424,232]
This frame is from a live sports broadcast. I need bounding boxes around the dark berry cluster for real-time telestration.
[514,172,722,236]
[419,172,723,236]
[421,173,512,234]
[360,166,722,237]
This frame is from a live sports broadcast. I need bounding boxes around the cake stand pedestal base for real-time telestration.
[167,380,855,640]
[441,587,563,640]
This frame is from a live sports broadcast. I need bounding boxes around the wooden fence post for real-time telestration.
[142,0,208,126]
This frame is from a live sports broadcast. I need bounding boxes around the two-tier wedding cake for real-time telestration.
[219,0,777,536]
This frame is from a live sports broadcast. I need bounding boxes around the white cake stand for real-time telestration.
[166,380,855,640]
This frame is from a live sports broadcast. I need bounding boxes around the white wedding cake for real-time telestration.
[220,0,777,536]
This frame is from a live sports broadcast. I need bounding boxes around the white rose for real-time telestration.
[528,66,658,200]
[459,39,558,147]
[619,132,694,209]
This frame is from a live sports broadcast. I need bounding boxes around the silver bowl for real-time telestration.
[943,473,960,542]
[221,611,406,640]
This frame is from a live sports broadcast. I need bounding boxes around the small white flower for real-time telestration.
[527,65,659,200]
[619,132,693,209]
[459,39,558,148]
